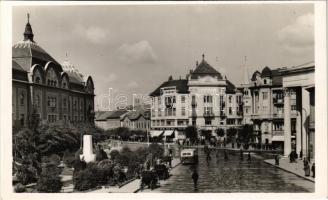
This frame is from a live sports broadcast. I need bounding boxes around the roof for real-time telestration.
[261,66,272,78]
[191,58,223,79]
[95,110,128,121]
[271,69,283,86]
[251,70,261,81]
[226,79,236,94]
[149,79,189,97]
[121,105,151,121]
[12,60,26,72]
[12,40,62,72]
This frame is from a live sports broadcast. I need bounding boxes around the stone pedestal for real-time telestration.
[80,135,96,163]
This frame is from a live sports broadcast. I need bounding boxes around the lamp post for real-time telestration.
[147,125,150,147]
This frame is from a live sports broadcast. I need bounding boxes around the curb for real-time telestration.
[264,160,315,183]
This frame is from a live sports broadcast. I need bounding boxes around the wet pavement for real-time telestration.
[143,149,314,193]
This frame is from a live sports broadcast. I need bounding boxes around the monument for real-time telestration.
[80,135,96,163]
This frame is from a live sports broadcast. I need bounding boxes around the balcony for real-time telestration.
[203,112,214,118]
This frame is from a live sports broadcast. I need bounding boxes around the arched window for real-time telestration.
[35,95,40,107]
[34,69,42,84]
[20,93,24,106]
[46,68,58,87]
[264,79,267,84]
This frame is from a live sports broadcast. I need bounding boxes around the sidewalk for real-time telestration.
[264,158,315,182]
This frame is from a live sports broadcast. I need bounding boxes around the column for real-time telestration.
[302,88,310,158]
[283,88,291,156]
[296,111,302,156]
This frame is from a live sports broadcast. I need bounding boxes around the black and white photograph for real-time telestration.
[0,1,327,198]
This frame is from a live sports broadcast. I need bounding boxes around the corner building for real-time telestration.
[149,55,243,140]
[12,16,95,130]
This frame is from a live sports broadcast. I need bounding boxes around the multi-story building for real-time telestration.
[95,110,128,130]
[12,16,95,130]
[149,55,243,141]
[246,63,314,158]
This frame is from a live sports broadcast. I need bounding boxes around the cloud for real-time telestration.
[278,13,314,54]
[117,40,158,64]
[73,24,111,44]
[127,81,139,88]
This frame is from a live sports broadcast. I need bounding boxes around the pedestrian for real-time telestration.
[275,155,280,166]
[303,158,310,177]
[240,149,244,161]
[311,163,315,178]
[299,150,303,159]
[191,169,198,190]
[224,150,229,161]
[289,152,293,163]
[247,152,251,161]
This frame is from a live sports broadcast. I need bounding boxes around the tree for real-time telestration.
[185,126,198,143]
[226,128,238,144]
[215,128,225,138]
[36,163,63,192]
[237,124,254,145]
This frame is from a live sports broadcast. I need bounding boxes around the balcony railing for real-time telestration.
[203,112,214,118]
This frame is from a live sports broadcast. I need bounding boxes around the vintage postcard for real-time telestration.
[0,1,327,199]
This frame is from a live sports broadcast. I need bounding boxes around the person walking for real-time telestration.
[247,152,251,161]
[303,157,310,177]
[191,169,199,190]
[240,149,244,161]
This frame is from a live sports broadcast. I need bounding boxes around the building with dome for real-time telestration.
[12,15,95,130]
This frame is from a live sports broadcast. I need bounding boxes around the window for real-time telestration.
[228,96,232,103]
[46,68,58,87]
[245,108,249,114]
[192,120,196,126]
[181,96,185,103]
[48,114,57,123]
[205,120,212,125]
[204,107,213,115]
[47,97,57,108]
[20,93,24,106]
[229,107,232,115]
[264,79,267,84]
[20,114,24,126]
[263,92,268,100]
[158,108,161,117]
[63,98,67,109]
[63,115,67,121]
[151,109,155,117]
[227,119,235,125]
[35,95,40,107]
[173,108,176,116]
[35,77,41,84]
[181,107,186,116]
[204,95,213,103]
[291,105,297,112]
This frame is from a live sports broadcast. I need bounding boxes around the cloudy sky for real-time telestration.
[12,4,314,110]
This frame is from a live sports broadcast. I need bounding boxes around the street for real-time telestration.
[141,149,314,193]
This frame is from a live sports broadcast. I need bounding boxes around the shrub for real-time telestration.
[14,183,26,193]
[63,150,75,168]
[74,164,100,191]
[109,150,120,161]
[15,159,38,185]
[36,163,63,193]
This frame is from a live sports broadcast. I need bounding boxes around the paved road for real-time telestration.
[142,149,314,193]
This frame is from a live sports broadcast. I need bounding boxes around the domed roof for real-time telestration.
[191,54,223,79]
[61,60,84,84]
[261,66,272,78]
[12,14,61,72]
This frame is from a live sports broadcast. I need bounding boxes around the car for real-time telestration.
[180,148,198,165]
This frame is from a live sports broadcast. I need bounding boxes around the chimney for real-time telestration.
[168,75,173,81]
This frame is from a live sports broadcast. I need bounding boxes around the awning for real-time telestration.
[163,130,174,137]
[272,135,284,141]
[150,130,164,138]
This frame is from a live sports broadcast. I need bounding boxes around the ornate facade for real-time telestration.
[12,16,95,130]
